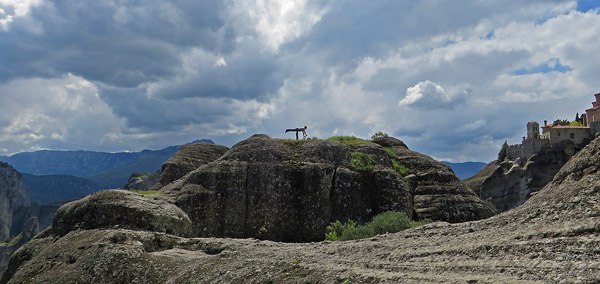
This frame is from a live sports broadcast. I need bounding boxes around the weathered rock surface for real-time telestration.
[52,190,192,237]
[470,142,575,212]
[161,135,415,242]
[372,137,497,222]
[123,172,159,190]
[155,143,229,188]
[3,136,600,283]
[0,163,28,240]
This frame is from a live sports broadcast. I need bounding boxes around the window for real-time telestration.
[570,133,575,139]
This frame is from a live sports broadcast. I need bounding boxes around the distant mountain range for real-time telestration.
[22,174,101,205]
[0,139,214,190]
[442,161,487,180]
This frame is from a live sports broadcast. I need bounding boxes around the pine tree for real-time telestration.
[497,140,508,163]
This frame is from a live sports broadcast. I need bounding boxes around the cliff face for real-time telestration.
[0,163,28,240]
[471,142,575,212]
[160,135,414,242]
[2,136,600,283]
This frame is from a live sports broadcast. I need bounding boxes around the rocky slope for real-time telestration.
[468,142,575,212]
[3,136,600,283]
[160,135,494,242]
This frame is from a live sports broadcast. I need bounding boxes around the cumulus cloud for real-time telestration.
[399,81,454,110]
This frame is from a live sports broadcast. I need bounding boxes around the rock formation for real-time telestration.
[155,142,229,188]
[468,141,576,212]
[52,190,192,237]
[159,135,493,242]
[0,163,28,240]
[3,136,600,283]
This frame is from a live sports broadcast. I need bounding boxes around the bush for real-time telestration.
[325,211,431,241]
[349,152,375,172]
[371,131,389,139]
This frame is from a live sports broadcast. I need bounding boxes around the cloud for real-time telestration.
[399,81,462,110]
[3,0,600,164]
[0,0,42,30]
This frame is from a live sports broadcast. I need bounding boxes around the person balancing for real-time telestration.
[285,126,308,140]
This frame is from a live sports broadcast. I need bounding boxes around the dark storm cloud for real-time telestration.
[0,0,231,86]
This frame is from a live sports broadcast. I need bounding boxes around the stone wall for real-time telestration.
[545,127,590,145]
[522,138,550,158]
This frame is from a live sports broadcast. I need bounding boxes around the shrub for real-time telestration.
[327,136,368,145]
[324,211,431,241]
[371,131,389,139]
[349,152,375,172]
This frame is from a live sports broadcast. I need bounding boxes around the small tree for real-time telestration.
[497,140,508,163]
[553,119,570,126]
[371,131,389,139]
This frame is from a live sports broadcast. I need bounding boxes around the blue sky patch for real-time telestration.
[512,58,572,75]
[577,0,600,13]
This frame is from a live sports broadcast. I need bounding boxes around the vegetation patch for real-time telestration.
[324,211,431,241]
[0,233,23,247]
[383,147,410,176]
[383,147,397,157]
[570,121,584,126]
[328,136,369,145]
[349,152,375,172]
[274,138,307,146]
[128,189,162,195]
[391,159,410,176]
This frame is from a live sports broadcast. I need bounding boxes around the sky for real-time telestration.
[1,0,600,162]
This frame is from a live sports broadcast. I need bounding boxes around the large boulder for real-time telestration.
[156,143,229,188]
[52,190,192,237]
[161,135,413,242]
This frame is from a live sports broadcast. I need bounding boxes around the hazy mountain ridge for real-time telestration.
[22,174,101,205]
[0,139,214,189]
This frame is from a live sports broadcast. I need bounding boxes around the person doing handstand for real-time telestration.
[285,126,308,140]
